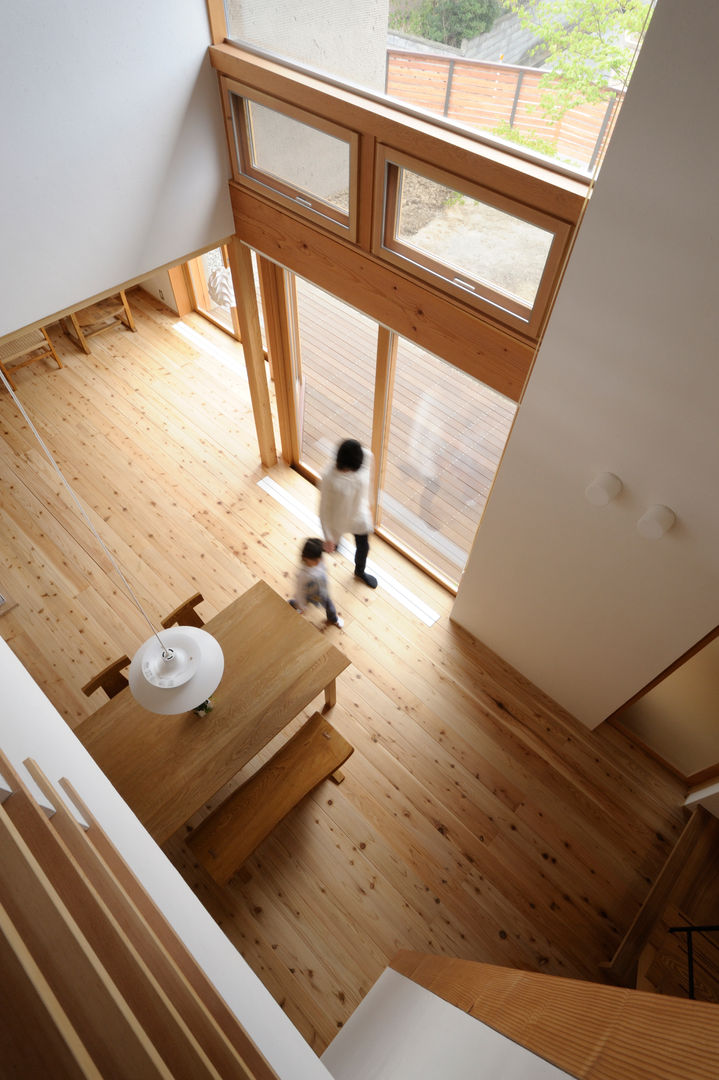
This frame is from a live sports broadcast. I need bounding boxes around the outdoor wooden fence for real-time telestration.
[386,50,623,172]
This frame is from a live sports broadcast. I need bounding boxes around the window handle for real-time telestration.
[296,196,313,209]
[453,277,476,292]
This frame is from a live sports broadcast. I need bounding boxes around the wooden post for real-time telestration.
[256,256,300,465]
[226,238,277,467]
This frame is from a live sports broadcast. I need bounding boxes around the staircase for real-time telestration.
[0,749,278,1078]
[601,806,719,1001]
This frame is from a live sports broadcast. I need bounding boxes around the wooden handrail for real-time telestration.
[391,950,719,1080]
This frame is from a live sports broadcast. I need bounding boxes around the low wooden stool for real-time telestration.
[62,290,136,354]
[0,328,63,391]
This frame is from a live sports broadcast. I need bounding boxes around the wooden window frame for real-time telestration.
[223,77,360,243]
[374,146,572,337]
[184,244,241,340]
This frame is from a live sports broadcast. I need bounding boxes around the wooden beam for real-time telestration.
[226,237,277,467]
[230,184,533,402]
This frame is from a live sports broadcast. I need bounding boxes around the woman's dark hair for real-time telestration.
[301,537,324,561]
[336,439,364,471]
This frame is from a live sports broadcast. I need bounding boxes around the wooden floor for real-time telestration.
[0,288,688,1053]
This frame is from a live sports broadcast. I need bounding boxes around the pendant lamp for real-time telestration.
[0,366,224,715]
[129,626,224,714]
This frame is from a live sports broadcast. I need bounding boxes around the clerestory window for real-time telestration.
[375,148,570,335]
[228,83,358,241]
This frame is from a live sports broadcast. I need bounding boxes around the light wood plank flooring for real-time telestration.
[0,288,687,1053]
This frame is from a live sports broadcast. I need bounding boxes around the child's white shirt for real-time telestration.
[292,562,331,609]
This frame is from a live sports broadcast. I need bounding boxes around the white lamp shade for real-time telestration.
[637,504,676,540]
[129,626,224,714]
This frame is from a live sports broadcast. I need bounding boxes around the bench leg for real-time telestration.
[323,678,337,710]
[330,770,345,785]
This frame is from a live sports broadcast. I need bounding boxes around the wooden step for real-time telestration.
[639,899,719,1003]
[0,802,171,1079]
[52,771,278,1080]
[0,751,280,1079]
[3,788,221,1080]
[0,900,102,1079]
[187,710,354,883]
[17,758,259,1079]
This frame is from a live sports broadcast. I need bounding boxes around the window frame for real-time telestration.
[224,77,360,243]
[373,146,572,337]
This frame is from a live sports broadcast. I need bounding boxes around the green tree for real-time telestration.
[390,0,503,49]
[506,0,653,121]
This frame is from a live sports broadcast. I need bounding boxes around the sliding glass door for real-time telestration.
[377,338,515,585]
[285,271,515,590]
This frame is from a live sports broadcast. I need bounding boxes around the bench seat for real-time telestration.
[187,711,353,884]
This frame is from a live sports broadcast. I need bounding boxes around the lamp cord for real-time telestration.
[0,366,166,652]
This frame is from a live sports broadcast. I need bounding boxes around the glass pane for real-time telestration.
[396,169,554,307]
[241,98,350,214]
[227,1,656,176]
[378,338,516,587]
[199,248,234,331]
[293,276,374,476]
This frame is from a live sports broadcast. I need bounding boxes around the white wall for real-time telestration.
[140,269,179,313]
[0,1,234,337]
[0,638,332,1080]
[452,0,719,730]
[618,638,719,776]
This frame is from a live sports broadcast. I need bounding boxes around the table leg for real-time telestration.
[323,678,337,710]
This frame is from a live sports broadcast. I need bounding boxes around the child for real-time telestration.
[289,537,344,628]
[320,438,377,589]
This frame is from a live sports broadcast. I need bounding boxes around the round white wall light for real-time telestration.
[585,472,623,506]
[637,505,676,540]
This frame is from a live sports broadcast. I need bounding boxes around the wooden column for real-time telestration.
[227,237,277,467]
[256,256,300,465]
[204,0,227,45]
[371,325,397,520]
[166,265,193,317]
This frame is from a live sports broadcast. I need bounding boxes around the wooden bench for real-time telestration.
[187,711,353,884]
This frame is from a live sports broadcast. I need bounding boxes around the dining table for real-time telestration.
[74,580,351,844]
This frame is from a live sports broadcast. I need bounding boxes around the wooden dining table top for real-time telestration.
[74,580,350,843]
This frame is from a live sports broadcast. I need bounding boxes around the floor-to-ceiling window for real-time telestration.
[287,273,515,589]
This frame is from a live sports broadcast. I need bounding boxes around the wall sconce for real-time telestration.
[585,472,623,506]
[637,505,676,540]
